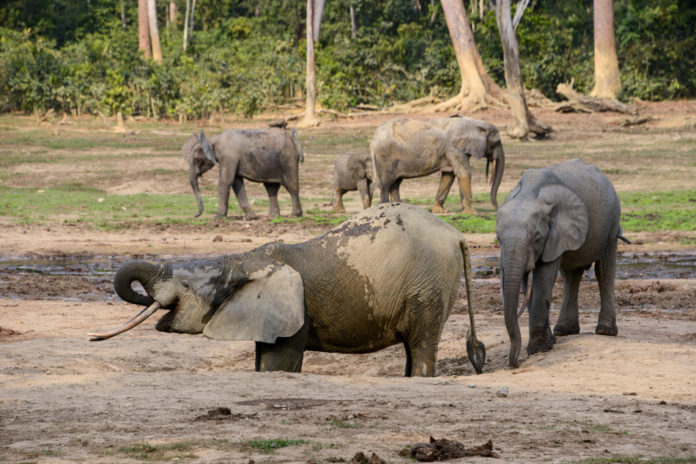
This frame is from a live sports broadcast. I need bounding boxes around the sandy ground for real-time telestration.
[1,103,696,463]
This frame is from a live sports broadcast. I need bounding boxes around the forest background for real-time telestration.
[1,0,694,120]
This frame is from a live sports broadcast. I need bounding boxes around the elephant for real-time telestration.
[182,128,304,219]
[496,159,629,368]
[332,151,375,213]
[89,203,486,377]
[370,116,505,215]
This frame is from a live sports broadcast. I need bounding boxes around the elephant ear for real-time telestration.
[203,263,305,343]
[539,185,589,262]
[199,131,218,165]
[347,153,366,178]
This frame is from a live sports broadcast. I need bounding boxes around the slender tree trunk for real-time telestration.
[169,1,177,26]
[183,0,190,51]
[147,0,162,62]
[349,4,357,39]
[591,0,621,99]
[190,0,197,42]
[496,0,528,138]
[303,0,318,126]
[138,0,151,58]
[120,0,126,28]
[313,0,325,41]
[435,0,504,112]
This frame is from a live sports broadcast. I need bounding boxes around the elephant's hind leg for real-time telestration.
[554,267,583,336]
[595,239,619,336]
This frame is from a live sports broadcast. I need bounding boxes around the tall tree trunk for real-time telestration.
[436,0,504,112]
[303,0,318,126]
[313,0,325,41]
[183,0,190,51]
[147,0,162,62]
[591,0,621,99]
[138,0,151,58]
[190,0,197,42]
[495,0,550,139]
[349,4,357,38]
[120,0,127,28]
[169,1,177,26]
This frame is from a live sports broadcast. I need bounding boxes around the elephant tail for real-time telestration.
[291,128,304,163]
[460,239,485,374]
[617,226,631,244]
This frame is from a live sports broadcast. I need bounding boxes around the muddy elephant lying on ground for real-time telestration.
[332,151,375,212]
[370,117,505,214]
[182,128,304,219]
[90,203,485,376]
[497,159,629,368]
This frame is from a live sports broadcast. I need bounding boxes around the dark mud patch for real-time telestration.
[406,437,499,461]
[194,407,258,422]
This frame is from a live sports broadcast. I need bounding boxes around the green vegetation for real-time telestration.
[244,438,308,453]
[117,441,197,461]
[1,1,694,119]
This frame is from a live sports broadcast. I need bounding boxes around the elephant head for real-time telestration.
[90,256,305,344]
[496,182,588,368]
[451,117,505,210]
[347,152,374,182]
[182,131,217,217]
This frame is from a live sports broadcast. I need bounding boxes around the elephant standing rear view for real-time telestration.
[182,128,304,219]
[90,203,486,377]
[370,117,505,214]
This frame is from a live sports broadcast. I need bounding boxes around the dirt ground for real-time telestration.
[1,103,696,463]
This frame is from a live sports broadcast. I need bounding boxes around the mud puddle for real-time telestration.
[1,251,695,302]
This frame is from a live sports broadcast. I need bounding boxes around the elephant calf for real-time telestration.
[332,151,375,212]
[497,159,629,368]
[182,128,304,219]
[90,203,485,376]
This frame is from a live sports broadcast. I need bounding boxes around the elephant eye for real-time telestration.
[181,280,192,292]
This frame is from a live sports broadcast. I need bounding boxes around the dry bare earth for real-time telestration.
[1,103,696,463]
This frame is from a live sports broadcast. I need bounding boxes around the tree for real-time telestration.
[148,0,163,62]
[591,0,621,99]
[138,0,151,59]
[435,0,504,112]
[303,0,325,126]
[495,0,549,138]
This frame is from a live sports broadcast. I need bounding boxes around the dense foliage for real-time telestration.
[1,0,694,118]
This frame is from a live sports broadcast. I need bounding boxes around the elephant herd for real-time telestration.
[91,117,628,377]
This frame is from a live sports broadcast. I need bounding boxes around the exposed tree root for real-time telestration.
[555,82,636,115]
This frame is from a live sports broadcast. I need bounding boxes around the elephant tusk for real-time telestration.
[517,273,532,319]
[89,301,161,341]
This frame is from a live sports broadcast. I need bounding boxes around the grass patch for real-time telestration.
[619,190,696,232]
[244,438,308,453]
[118,441,197,461]
[326,418,361,429]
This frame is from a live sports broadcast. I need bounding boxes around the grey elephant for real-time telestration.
[90,203,486,376]
[370,117,505,214]
[496,159,629,368]
[182,128,304,219]
[332,151,375,212]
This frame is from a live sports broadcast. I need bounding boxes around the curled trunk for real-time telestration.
[189,166,204,217]
[113,260,165,306]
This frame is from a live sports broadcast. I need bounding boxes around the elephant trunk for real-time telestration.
[189,166,204,218]
[489,144,505,210]
[501,245,525,368]
[113,260,167,306]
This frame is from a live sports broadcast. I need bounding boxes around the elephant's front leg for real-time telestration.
[446,151,475,214]
[356,178,371,209]
[595,239,619,336]
[255,323,308,372]
[263,182,281,217]
[432,171,455,214]
[333,186,346,212]
[527,260,560,355]
[231,177,257,220]
[389,178,402,202]
[554,267,584,336]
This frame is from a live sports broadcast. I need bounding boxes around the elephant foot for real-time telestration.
[553,323,580,337]
[460,206,476,215]
[291,210,303,218]
[243,213,259,221]
[595,323,618,336]
[332,205,345,213]
[527,334,554,355]
[431,204,447,214]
